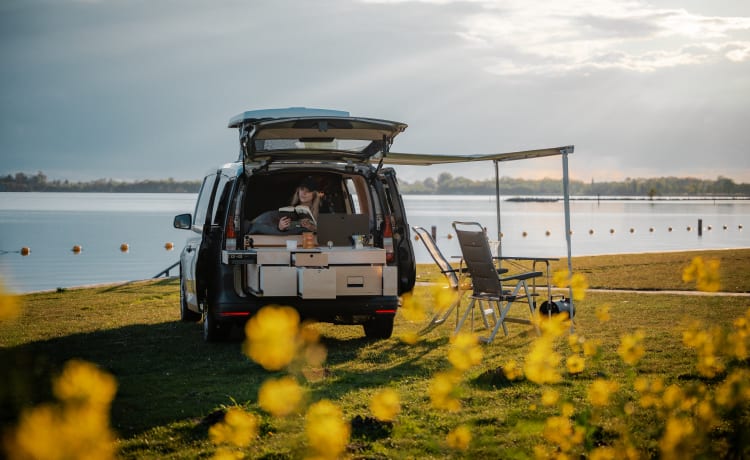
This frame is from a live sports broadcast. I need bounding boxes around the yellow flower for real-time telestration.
[661,384,685,411]
[590,446,617,460]
[543,415,583,452]
[541,389,560,406]
[258,376,304,417]
[617,330,645,366]
[399,331,420,345]
[243,306,300,371]
[588,379,619,407]
[447,332,483,371]
[566,355,585,375]
[682,256,721,292]
[53,360,117,410]
[430,281,460,314]
[561,402,575,418]
[370,388,401,422]
[538,311,571,338]
[208,407,258,448]
[658,416,695,460]
[212,447,246,460]
[0,279,21,322]
[446,425,472,450]
[595,304,611,322]
[502,359,524,381]
[429,371,462,412]
[524,337,562,384]
[715,369,750,410]
[553,270,589,301]
[8,403,117,460]
[567,333,583,353]
[583,338,601,357]
[305,400,350,459]
[399,291,427,322]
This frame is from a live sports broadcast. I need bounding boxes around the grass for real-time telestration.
[2,250,749,459]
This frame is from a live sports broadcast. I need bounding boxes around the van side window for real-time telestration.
[344,177,362,214]
[211,176,233,226]
[193,173,218,231]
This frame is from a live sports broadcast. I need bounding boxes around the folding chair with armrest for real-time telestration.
[412,226,468,334]
[452,221,543,343]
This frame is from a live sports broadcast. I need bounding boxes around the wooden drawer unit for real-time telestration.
[335,266,383,296]
[247,265,298,297]
[297,268,336,299]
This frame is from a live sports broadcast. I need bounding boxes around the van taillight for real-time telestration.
[226,214,237,250]
[384,216,395,263]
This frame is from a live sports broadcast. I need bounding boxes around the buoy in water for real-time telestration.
[164,242,174,251]
[120,243,129,253]
[20,247,30,256]
[522,231,528,237]
[447,233,453,240]
[72,245,82,254]
[545,230,551,236]
[687,226,692,232]
[668,227,673,232]
[629,228,635,234]
[609,228,615,234]
[588,229,594,235]
[649,227,655,233]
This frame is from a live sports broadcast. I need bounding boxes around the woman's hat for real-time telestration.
[300,176,319,191]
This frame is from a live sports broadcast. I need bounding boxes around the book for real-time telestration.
[278,205,316,226]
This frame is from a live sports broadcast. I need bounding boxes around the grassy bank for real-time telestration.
[2,249,749,459]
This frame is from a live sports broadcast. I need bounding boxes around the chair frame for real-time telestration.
[452,221,543,343]
[412,226,468,335]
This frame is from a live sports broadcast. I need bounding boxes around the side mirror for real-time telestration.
[173,213,192,229]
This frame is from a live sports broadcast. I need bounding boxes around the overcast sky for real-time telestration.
[1,0,749,184]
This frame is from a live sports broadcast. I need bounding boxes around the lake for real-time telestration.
[1,192,747,293]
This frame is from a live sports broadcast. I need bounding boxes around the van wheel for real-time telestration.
[203,305,228,342]
[363,316,394,339]
[180,276,201,322]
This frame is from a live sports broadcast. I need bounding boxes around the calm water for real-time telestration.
[1,193,748,293]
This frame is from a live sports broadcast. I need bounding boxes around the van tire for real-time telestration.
[203,305,228,342]
[180,274,201,322]
[363,316,394,339]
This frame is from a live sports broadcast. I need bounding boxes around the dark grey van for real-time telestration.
[174,108,416,341]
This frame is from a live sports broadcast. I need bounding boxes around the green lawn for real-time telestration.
[2,249,749,459]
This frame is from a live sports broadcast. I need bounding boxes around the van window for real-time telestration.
[193,173,218,231]
[211,176,233,225]
[344,177,362,214]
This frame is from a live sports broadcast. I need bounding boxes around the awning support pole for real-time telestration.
[561,147,575,325]
[494,160,502,263]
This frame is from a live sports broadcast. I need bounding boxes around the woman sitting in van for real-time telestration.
[248,177,320,235]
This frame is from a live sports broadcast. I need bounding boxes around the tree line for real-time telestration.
[2,171,749,196]
[0,172,202,193]
[399,173,750,197]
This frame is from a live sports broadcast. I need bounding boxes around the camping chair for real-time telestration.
[452,221,543,343]
[412,226,468,335]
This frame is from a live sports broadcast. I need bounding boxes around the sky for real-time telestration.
[1,0,749,184]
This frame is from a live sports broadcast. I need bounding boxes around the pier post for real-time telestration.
[431,225,437,241]
[698,219,702,237]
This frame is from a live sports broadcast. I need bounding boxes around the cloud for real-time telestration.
[363,0,750,75]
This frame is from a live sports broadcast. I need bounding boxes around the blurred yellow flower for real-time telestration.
[370,388,401,422]
[524,337,562,384]
[305,400,350,459]
[618,330,646,365]
[553,270,589,301]
[447,333,483,371]
[446,425,472,450]
[543,415,584,452]
[583,338,602,357]
[430,280,459,311]
[590,446,617,460]
[258,376,304,417]
[538,311,571,338]
[53,360,117,410]
[243,306,300,371]
[502,359,524,381]
[567,333,583,353]
[399,292,427,323]
[561,402,575,418]
[209,407,258,448]
[588,379,619,407]
[212,447,245,460]
[541,389,560,406]
[635,377,664,409]
[658,416,695,460]
[429,371,462,412]
[399,331,420,345]
[595,304,611,322]
[566,355,585,375]
[8,403,117,460]
[0,279,21,322]
[682,256,721,292]
[715,369,750,410]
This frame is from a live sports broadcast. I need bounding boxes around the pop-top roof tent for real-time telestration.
[229,108,576,312]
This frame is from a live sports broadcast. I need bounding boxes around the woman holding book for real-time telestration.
[247,177,321,235]
[277,177,320,232]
